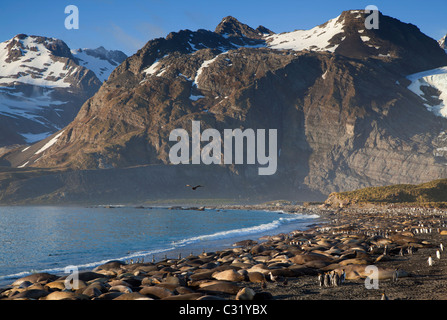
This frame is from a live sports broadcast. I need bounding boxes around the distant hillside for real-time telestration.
[325,179,447,207]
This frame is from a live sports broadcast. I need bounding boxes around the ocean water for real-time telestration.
[0,206,318,285]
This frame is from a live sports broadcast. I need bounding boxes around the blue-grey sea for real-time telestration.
[0,206,318,285]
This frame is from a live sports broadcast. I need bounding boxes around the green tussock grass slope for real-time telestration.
[329,179,447,207]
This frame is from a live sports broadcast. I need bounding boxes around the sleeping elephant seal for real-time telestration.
[333,265,408,280]
[12,273,57,287]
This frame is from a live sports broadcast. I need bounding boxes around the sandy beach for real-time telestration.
[1,203,447,301]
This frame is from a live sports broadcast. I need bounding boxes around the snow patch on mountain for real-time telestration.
[360,36,371,42]
[0,36,75,88]
[143,60,162,76]
[266,14,345,52]
[35,130,64,154]
[190,93,205,101]
[0,87,65,126]
[407,66,447,117]
[0,35,124,146]
[194,55,221,87]
[71,47,127,82]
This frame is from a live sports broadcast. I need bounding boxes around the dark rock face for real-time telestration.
[2,11,447,203]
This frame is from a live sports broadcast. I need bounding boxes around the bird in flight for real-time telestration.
[186,184,204,190]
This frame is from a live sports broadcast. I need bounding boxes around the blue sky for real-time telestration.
[1,0,446,56]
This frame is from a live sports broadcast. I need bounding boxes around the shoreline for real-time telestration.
[2,203,447,300]
[0,206,319,287]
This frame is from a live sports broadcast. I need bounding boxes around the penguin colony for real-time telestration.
[317,270,346,287]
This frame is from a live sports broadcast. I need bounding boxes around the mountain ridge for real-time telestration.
[71,46,127,82]
[1,10,447,204]
[0,34,126,148]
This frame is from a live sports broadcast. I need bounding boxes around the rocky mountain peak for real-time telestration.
[215,16,272,39]
[266,10,447,74]
[71,46,127,82]
[4,34,75,64]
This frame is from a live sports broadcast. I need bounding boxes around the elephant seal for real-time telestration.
[236,287,256,300]
[12,273,57,286]
[212,269,245,282]
[248,272,266,283]
[10,289,49,300]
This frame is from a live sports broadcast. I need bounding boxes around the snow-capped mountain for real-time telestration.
[71,46,127,82]
[0,34,125,148]
[3,11,447,204]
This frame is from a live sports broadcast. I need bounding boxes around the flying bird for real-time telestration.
[186,184,204,190]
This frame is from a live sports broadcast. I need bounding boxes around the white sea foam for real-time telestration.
[0,247,176,284]
[0,210,318,285]
[171,213,319,247]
